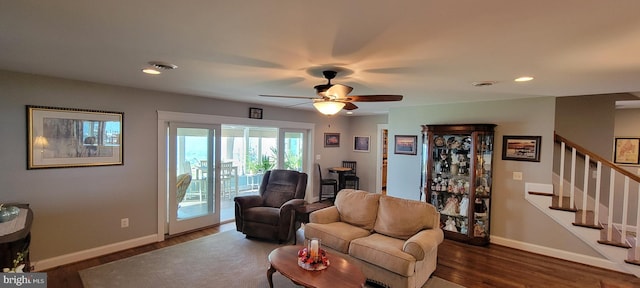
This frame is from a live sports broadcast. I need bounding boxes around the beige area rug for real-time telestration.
[80,230,463,288]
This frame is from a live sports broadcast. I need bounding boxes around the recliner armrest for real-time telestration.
[234,195,264,209]
[309,206,340,224]
[280,198,305,213]
[402,228,444,261]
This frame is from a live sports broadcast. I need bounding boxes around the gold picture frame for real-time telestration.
[27,105,123,169]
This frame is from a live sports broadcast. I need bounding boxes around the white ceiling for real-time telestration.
[2,1,640,115]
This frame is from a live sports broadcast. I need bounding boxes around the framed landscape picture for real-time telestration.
[27,105,124,169]
[502,135,541,162]
[394,135,417,155]
[613,137,640,165]
[324,133,340,147]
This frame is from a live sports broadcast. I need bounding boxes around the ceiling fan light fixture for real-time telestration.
[313,101,345,115]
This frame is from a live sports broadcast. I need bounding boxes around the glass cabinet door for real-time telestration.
[422,124,495,245]
[429,133,473,237]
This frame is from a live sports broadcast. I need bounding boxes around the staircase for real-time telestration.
[525,133,640,277]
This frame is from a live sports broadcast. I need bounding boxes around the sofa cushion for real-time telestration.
[335,189,381,231]
[373,195,439,240]
[349,233,416,277]
[304,222,371,254]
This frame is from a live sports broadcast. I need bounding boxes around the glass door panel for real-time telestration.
[168,123,220,235]
[283,130,306,172]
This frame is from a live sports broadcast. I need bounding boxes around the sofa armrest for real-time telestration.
[402,228,444,261]
[309,206,340,224]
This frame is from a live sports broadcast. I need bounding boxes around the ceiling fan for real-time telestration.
[260,70,403,115]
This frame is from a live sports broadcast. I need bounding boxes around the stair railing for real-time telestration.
[555,133,640,264]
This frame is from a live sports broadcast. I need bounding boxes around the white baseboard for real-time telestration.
[491,235,623,273]
[32,234,159,271]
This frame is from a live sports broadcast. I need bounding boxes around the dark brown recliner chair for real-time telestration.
[234,169,308,242]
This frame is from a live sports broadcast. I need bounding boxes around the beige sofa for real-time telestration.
[304,189,444,288]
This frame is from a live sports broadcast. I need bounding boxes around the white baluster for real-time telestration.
[581,155,590,224]
[559,142,566,207]
[622,177,629,245]
[607,170,615,242]
[570,147,576,210]
[594,162,602,227]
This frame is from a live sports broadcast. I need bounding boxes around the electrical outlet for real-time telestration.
[121,218,129,228]
[513,172,523,181]
[316,154,321,160]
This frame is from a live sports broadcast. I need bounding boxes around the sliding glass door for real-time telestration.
[159,111,313,236]
[167,122,221,235]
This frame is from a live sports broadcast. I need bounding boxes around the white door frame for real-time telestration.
[376,124,388,194]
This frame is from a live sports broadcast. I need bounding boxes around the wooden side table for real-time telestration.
[295,202,332,224]
[294,202,332,244]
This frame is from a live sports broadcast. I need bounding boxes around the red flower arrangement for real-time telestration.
[297,247,330,271]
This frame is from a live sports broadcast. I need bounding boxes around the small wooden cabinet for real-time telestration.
[0,204,32,271]
[421,124,495,245]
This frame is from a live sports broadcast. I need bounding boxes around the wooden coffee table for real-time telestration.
[267,245,365,288]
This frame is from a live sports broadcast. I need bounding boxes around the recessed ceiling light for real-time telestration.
[346,111,353,115]
[472,81,496,87]
[142,61,178,75]
[149,61,178,70]
[142,68,161,75]
[515,76,534,82]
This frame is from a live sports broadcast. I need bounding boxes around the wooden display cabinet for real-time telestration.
[421,124,495,245]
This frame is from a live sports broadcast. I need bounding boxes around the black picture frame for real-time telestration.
[502,135,541,162]
[613,137,640,165]
[394,135,418,155]
[324,133,340,147]
[249,107,263,119]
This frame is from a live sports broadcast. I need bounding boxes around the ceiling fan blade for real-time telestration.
[343,102,359,110]
[259,94,320,100]
[347,95,403,102]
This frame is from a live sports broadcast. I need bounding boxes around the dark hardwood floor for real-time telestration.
[43,223,639,288]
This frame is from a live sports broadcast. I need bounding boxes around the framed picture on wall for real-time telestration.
[354,136,370,152]
[249,107,263,119]
[394,135,418,155]
[27,105,124,169]
[324,133,340,147]
[502,135,541,162]
[613,137,640,165]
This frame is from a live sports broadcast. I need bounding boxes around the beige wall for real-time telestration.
[0,70,352,261]
[2,68,622,267]
[384,97,602,258]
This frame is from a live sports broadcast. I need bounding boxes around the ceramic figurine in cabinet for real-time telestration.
[459,195,469,217]
[459,221,468,234]
[474,222,486,237]
[442,195,459,215]
[444,217,458,232]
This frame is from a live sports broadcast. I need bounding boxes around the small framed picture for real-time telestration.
[354,136,370,152]
[394,135,417,155]
[249,107,263,119]
[613,137,640,165]
[502,135,541,162]
[324,133,340,148]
